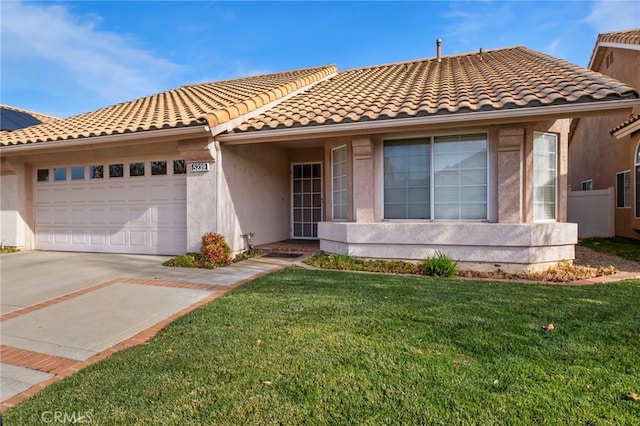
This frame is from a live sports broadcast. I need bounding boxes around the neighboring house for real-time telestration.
[1,45,639,272]
[568,29,640,239]
[0,104,58,131]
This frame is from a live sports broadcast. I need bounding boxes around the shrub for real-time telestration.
[163,253,202,268]
[201,232,231,268]
[421,251,458,278]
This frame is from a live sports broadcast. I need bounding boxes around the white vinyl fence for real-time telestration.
[567,188,615,238]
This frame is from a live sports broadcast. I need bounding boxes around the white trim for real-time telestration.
[533,131,558,222]
[1,125,211,154]
[615,170,631,209]
[636,141,640,218]
[218,99,640,144]
[330,145,348,221]
[290,162,323,239]
[612,119,640,139]
[596,42,640,52]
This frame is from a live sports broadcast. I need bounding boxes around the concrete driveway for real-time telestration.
[0,251,292,409]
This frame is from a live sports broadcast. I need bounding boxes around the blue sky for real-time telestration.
[1,0,639,118]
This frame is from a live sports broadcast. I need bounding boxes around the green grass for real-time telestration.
[5,269,640,425]
[579,237,640,263]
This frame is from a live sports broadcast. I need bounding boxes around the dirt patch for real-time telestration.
[574,245,640,273]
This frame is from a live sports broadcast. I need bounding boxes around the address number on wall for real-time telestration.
[190,163,210,172]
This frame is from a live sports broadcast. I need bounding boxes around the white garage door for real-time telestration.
[34,160,187,255]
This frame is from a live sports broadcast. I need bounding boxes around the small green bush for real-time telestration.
[163,253,202,268]
[420,251,458,278]
[201,232,231,268]
[303,251,421,274]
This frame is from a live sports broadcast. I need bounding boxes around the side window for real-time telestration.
[331,146,348,220]
[533,132,557,221]
[617,171,630,208]
[635,143,640,218]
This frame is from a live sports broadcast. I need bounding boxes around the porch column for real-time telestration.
[352,136,375,222]
[497,126,524,223]
[178,137,217,252]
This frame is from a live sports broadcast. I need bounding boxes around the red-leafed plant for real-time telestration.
[201,232,231,268]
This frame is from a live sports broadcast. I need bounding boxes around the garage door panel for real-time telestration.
[89,186,106,202]
[35,188,53,204]
[129,207,148,225]
[53,209,70,225]
[54,231,69,244]
[35,162,187,255]
[69,188,86,203]
[109,208,127,224]
[150,184,171,201]
[36,208,53,225]
[108,185,127,202]
[129,184,149,202]
[130,231,147,247]
[90,231,107,246]
[71,208,89,225]
[36,229,52,244]
[71,230,87,245]
[52,188,69,203]
[110,231,126,247]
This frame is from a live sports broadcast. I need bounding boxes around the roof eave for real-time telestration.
[217,99,640,145]
[612,120,640,139]
[0,125,211,155]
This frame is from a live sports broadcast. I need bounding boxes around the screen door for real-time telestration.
[292,163,322,239]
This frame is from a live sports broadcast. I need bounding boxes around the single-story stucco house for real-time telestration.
[568,29,640,238]
[2,44,639,271]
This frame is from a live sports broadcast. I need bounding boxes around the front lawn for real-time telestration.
[5,269,640,425]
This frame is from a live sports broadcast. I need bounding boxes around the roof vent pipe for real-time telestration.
[436,39,442,62]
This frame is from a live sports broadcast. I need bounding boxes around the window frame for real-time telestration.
[533,131,558,222]
[581,180,593,191]
[382,132,489,221]
[331,145,348,221]
[616,171,631,209]
[635,142,640,218]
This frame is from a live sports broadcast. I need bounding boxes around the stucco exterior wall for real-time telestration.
[320,221,577,273]
[218,143,291,254]
[1,173,24,248]
[1,160,33,249]
[568,45,640,239]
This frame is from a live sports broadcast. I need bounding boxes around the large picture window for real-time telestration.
[383,133,487,220]
[533,132,558,221]
[332,146,348,220]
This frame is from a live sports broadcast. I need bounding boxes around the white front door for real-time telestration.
[291,163,322,239]
[34,160,187,255]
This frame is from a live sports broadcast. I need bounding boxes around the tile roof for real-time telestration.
[588,28,640,70]
[0,66,337,146]
[611,113,640,135]
[597,28,640,46]
[232,46,639,133]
